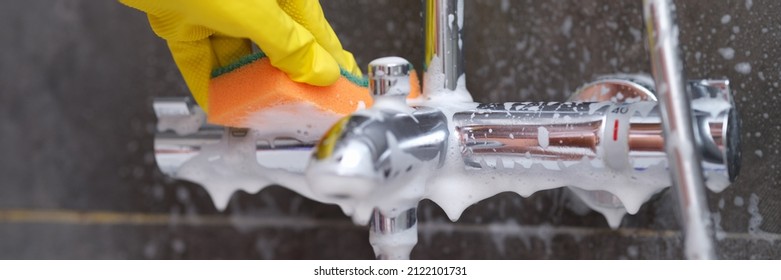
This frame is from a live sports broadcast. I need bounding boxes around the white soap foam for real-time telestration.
[567,187,627,228]
[718,47,735,60]
[747,193,775,242]
[712,211,726,241]
[173,103,344,211]
[735,62,752,74]
[371,56,410,65]
[733,196,744,207]
[241,102,342,143]
[690,96,732,118]
[175,129,319,211]
[169,94,676,258]
[537,126,550,148]
[370,225,418,260]
[487,219,522,255]
[720,14,731,24]
[158,107,206,135]
[704,171,730,193]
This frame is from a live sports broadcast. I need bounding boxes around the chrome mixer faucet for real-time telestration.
[150,0,742,260]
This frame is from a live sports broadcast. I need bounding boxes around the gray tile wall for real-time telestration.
[0,0,779,259]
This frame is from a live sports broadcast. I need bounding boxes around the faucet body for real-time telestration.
[306,106,450,204]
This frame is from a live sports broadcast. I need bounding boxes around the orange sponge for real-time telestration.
[208,53,421,128]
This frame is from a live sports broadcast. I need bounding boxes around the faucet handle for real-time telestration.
[368,57,412,100]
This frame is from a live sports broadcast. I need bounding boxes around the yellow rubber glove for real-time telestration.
[120,0,362,113]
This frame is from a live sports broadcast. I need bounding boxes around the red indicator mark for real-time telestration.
[613,119,619,141]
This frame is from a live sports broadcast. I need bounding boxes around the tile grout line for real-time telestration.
[0,209,779,242]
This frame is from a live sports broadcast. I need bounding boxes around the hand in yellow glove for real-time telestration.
[120,0,362,113]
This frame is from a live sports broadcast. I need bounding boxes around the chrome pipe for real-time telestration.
[369,57,413,98]
[643,0,715,259]
[155,130,314,176]
[369,208,418,260]
[370,208,417,234]
[152,98,314,176]
[423,0,464,93]
[454,100,733,178]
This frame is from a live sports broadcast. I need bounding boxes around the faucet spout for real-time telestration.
[370,208,418,260]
